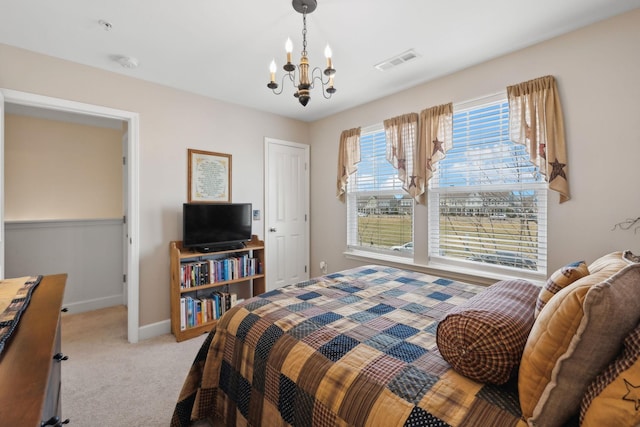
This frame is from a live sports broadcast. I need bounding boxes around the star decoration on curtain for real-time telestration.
[408,176,417,188]
[432,139,444,155]
[623,379,640,410]
[397,158,406,171]
[549,158,567,182]
[426,158,433,172]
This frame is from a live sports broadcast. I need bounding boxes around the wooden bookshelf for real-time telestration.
[169,235,265,342]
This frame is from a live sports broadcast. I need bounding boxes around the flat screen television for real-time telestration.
[183,203,252,252]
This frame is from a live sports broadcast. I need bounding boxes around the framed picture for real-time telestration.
[188,149,232,202]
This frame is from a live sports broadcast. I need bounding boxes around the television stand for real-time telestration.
[169,235,265,342]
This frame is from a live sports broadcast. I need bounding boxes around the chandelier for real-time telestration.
[267,0,336,106]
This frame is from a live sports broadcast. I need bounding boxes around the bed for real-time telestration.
[171,254,640,427]
[171,265,527,426]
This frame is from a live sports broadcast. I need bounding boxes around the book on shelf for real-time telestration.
[179,291,242,330]
[186,297,193,328]
[180,254,262,288]
[180,297,186,331]
[222,291,231,312]
[196,299,202,325]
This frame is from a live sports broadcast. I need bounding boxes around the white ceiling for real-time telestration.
[1,0,639,122]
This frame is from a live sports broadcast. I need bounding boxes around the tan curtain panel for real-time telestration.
[419,103,453,184]
[336,127,361,202]
[383,113,421,202]
[507,75,570,203]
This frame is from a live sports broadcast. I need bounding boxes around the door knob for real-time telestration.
[269,227,277,232]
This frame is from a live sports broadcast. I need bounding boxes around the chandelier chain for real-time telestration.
[302,6,308,56]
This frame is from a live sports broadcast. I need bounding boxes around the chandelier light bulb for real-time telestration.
[324,44,333,69]
[269,60,277,81]
[285,38,293,64]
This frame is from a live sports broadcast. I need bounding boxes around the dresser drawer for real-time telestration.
[42,321,63,423]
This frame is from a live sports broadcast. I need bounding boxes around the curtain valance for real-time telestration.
[383,113,421,202]
[420,103,453,184]
[507,75,570,203]
[336,127,361,201]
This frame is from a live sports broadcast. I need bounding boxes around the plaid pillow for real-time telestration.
[535,261,589,318]
[436,279,539,385]
[580,322,640,426]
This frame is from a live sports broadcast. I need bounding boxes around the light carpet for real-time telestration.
[61,305,207,426]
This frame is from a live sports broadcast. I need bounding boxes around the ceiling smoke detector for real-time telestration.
[114,55,139,69]
[374,49,420,71]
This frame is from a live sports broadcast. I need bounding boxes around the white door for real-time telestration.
[264,138,309,291]
[0,92,4,279]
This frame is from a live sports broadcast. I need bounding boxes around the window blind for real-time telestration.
[347,126,414,253]
[428,99,547,272]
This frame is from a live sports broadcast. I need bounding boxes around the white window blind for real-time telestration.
[347,126,414,254]
[428,98,548,273]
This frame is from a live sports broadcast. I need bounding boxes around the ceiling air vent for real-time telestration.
[374,49,420,71]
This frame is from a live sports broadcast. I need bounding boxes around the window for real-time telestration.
[428,97,547,273]
[346,126,414,254]
[345,95,547,275]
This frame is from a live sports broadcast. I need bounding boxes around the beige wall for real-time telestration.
[0,44,309,327]
[2,9,639,329]
[309,9,640,277]
[5,114,123,220]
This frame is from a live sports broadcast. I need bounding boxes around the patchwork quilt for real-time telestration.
[172,265,527,427]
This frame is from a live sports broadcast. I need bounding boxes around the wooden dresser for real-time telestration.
[0,274,68,426]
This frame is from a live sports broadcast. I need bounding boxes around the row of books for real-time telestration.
[180,292,238,330]
[180,254,262,288]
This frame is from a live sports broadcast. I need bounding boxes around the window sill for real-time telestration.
[343,249,545,287]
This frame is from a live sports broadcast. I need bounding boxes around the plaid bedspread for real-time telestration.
[172,265,527,427]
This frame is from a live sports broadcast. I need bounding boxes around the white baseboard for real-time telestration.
[63,294,123,314]
[138,318,171,341]
[64,295,171,341]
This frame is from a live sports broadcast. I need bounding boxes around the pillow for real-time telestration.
[580,322,640,427]
[535,261,589,318]
[519,252,640,427]
[587,250,630,274]
[436,279,539,385]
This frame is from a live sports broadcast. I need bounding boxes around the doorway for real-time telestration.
[264,137,310,291]
[0,88,140,343]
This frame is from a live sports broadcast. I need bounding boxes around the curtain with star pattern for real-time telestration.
[336,127,361,202]
[420,103,453,186]
[507,75,570,203]
[383,113,422,203]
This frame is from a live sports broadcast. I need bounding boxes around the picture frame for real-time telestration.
[187,149,232,203]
